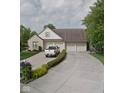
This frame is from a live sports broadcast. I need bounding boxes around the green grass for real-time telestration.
[91,53,104,64]
[20,51,39,60]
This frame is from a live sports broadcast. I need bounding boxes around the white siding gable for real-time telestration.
[39,27,62,39]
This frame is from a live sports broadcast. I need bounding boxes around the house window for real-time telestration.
[32,41,38,49]
[45,32,50,37]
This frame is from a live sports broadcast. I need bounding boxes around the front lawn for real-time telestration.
[91,53,104,64]
[20,51,39,60]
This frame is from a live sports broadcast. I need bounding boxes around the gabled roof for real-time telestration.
[28,34,43,41]
[38,27,63,40]
[52,29,87,43]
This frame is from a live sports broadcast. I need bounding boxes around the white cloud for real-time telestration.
[41,0,65,10]
[20,0,96,32]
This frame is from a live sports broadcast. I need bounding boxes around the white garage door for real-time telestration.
[67,43,76,52]
[76,43,86,52]
[67,43,86,52]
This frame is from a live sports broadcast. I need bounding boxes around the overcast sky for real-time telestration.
[20,0,96,32]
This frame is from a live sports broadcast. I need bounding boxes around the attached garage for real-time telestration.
[52,29,87,52]
[76,43,86,52]
[67,43,76,51]
[66,43,86,52]
[28,28,87,52]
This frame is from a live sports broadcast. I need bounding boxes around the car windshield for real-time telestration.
[48,46,56,49]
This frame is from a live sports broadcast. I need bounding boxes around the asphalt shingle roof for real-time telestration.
[53,29,87,43]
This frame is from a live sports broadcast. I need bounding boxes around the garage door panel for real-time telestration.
[67,43,86,52]
[45,42,86,52]
[76,43,86,52]
[67,43,76,52]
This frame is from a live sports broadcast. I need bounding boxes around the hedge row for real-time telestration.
[28,49,66,82]
[32,64,48,79]
[47,49,66,69]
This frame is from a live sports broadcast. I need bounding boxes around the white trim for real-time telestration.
[39,27,62,39]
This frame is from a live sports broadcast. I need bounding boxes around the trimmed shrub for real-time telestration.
[21,49,66,83]
[32,64,48,79]
[31,50,41,55]
[47,49,66,69]
[20,62,32,80]
[31,50,66,80]
[38,46,42,51]
[42,64,48,69]
[32,49,39,52]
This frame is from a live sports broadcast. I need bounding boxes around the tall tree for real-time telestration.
[83,0,104,53]
[20,25,37,51]
[44,24,56,29]
[30,31,37,37]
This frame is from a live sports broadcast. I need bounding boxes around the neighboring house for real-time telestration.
[28,27,87,52]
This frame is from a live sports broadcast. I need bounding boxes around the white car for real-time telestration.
[45,46,60,57]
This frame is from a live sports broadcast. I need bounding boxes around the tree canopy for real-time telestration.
[44,24,56,29]
[83,0,104,53]
[20,25,37,51]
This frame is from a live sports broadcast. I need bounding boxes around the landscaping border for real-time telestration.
[21,49,66,84]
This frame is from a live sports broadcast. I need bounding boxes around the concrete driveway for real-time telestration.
[21,52,104,93]
[25,52,55,69]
